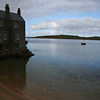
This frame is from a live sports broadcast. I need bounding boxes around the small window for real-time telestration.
[0,20,4,27]
[17,44,19,49]
[5,44,8,50]
[14,22,19,28]
[3,31,7,41]
[0,44,3,50]
[16,34,19,40]
[0,34,2,41]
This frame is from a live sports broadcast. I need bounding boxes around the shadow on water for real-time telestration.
[0,58,29,94]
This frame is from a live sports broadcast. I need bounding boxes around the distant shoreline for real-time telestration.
[26,35,100,40]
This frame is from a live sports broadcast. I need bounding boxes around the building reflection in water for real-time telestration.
[0,58,29,94]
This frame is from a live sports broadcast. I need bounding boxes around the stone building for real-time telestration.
[0,4,33,58]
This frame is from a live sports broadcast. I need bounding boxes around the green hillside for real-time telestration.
[27,35,100,40]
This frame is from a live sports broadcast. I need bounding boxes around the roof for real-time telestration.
[0,10,24,22]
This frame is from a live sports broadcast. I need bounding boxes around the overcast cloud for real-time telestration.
[31,17,100,36]
[0,0,100,18]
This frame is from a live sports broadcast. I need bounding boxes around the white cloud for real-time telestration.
[0,0,100,18]
[31,22,57,30]
[31,17,100,36]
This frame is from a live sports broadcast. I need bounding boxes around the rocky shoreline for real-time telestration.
[0,49,34,59]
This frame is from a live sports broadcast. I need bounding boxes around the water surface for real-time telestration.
[0,39,100,100]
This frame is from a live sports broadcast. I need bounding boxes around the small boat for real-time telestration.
[81,42,86,45]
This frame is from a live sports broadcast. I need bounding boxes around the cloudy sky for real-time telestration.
[0,0,100,37]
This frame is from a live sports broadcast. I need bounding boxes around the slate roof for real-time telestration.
[0,10,24,22]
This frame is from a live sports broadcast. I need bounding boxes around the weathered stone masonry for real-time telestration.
[0,4,33,58]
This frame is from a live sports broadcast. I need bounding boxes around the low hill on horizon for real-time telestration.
[26,35,100,40]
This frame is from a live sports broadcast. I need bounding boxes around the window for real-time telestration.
[0,31,7,41]
[0,44,3,48]
[0,33,2,42]
[14,22,19,28]
[5,44,8,51]
[16,44,19,49]
[3,31,7,41]
[16,34,19,40]
[0,20,4,27]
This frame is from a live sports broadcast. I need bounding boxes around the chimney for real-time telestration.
[17,8,21,16]
[5,4,10,18]
[5,4,10,13]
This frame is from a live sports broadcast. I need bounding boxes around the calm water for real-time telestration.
[0,39,100,100]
